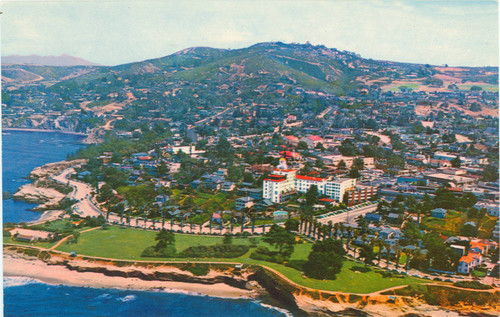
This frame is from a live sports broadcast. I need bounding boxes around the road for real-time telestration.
[317,203,379,225]
[52,168,103,218]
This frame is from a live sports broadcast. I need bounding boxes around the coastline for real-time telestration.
[3,254,257,300]
[2,127,88,136]
[4,246,499,317]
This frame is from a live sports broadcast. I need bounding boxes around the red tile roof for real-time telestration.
[308,136,323,141]
[295,175,325,182]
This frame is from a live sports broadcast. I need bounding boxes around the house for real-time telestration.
[469,241,489,255]
[431,208,447,219]
[211,212,222,223]
[239,188,263,200]
[365,213,382,222]
[235,197,254,210]
[474,202,499,217]
[255,199,274,211]
[221,182,236,192]
[301,135,323,148]
[450,244,466,256]
[457,252,482,274]
[387,213,401,223]
[202,174,225,191]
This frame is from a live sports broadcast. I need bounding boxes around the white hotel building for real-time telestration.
[263,159,356,203]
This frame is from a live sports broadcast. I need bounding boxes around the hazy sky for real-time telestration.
[1,0,498,66]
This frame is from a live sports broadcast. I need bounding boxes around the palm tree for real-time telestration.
[385,243,391,268]
[190,219,193,233]
[395,247,402,270]
[209,217,213,234]
[180,219,184,233]
[120,209,124,223]
[333,223,339,239]
[230,218,234,234]
[161,210,165,229]
[377,240,382,266]
[405,249,412,271]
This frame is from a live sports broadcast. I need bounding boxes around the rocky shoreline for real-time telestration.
[12,159,85,212]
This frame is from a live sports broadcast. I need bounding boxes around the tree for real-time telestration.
[305,185,319,206]
[156,229,175,246]
[348,167,360,179]
[352,158,364,170]
[402,222,421,245]
[482,164,499,182]
[262,224,296,257]
[356,216,368,234]
[460,192,477,208]
[297,141,308,151]
[451,156,461,168]
[460,223,478,237]
[337,160,347,170]
[223,233,233,245]
[303,238,345,280]
[156,160,170,175]
[358,244,375,265]
[284,219,299,231]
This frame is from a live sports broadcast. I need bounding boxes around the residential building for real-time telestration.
[431,208,447,219]
[457,252,482,274]
[345,185,378,206]
[235,197,254,210]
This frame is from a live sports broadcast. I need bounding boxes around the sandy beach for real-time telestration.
[3,254,256,299]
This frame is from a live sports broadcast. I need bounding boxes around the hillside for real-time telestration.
[2,54,100,66]
[2,42,498,135]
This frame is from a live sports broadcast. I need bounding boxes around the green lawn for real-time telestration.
[384,83,420,92]
[54,225,425,293]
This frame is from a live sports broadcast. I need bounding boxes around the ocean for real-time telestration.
[3,277,288,317]
[2,130,288,317]
[2,130,85,223]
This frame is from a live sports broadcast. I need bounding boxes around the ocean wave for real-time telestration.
[155,288,204,297]
[3,276,41,288]
[117,295,137,303]
[257,302,293,317]
[95,293,113,300]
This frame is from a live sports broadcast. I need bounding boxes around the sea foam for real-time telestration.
[3,276,41,288]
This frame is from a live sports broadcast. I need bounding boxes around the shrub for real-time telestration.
[285,260,306,271]
[179,245,249,258]
[140,245,177,258]
[249,246,284,264]
[186,264,210,276]
[453,281,493,290]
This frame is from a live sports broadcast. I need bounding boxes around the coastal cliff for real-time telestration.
[4,246,499,317]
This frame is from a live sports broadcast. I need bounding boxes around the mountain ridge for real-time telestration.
[2,54,101,66]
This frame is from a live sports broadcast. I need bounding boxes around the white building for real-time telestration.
[295,175,326,194]
[263,159,297,203]
[325,178,357,202]
[263,159,357,203]
[457,252,482,274]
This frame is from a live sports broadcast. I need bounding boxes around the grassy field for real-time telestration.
[54,225,425,293]
[384,83,420,92]
[457,84,499,92]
